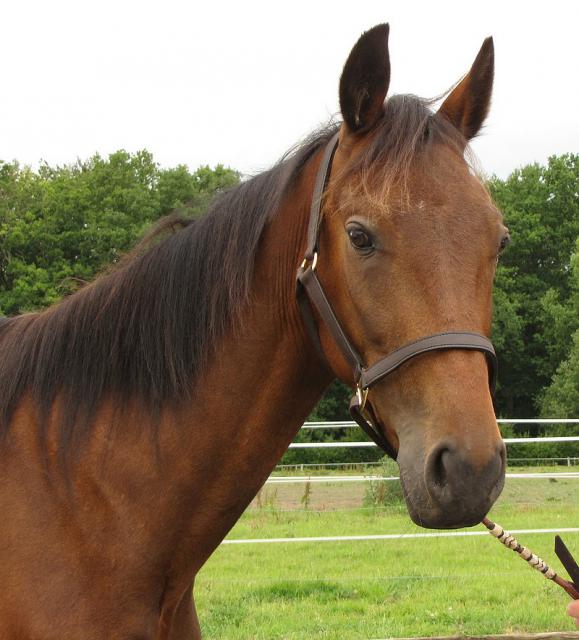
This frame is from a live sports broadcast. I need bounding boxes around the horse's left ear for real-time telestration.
[339,24,391,133]
[438,37,494,140]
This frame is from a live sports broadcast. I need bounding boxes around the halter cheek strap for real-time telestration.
[296,132,498,460]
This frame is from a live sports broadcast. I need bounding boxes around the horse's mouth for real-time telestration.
[396,442,506,530]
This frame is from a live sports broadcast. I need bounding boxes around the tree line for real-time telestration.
[0,150,577,462]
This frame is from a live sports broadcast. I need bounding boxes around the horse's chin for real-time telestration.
[404,497,488,530]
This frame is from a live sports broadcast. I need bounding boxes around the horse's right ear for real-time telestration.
[339,24,391,134]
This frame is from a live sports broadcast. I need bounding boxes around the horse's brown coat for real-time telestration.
[0,25,507,638]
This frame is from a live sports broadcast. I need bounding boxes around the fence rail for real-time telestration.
[302,419,579,430]
[223,527,579,546]
[289,436,579,449]
[277,457,579,470]
[266,471,579,484]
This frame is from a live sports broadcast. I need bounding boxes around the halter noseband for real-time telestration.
[296,132,497,460]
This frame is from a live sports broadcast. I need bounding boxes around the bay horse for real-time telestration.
[0,24,508,639]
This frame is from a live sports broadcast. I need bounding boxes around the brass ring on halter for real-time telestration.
[356,384,369,411]
[300,252,318,272]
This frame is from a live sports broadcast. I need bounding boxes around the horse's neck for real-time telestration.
[1,153,333,595]
[158,158,332,565]
[194,169,330,459]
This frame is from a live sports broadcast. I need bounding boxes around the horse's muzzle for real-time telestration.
[398,438,506,529]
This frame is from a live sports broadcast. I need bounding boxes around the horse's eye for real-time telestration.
[347,225,373,252]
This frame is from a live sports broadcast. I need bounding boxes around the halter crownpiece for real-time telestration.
[296,132,498,459]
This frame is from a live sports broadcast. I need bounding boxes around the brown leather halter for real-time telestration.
[296,132,498,460]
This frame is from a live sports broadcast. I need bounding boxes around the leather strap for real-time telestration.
[361,332,497,391]
[349,394,398,460]
[351,334,496,459]
[296,134,498,461]
[297,265,362,380]
[304,132,340,261]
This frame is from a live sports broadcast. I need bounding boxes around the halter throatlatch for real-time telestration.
[296,132,498,460]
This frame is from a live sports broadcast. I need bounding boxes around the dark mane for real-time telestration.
[0,123,338,453]
[0,95,462,455]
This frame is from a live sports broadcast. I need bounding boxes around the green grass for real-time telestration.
[196,472,579,639]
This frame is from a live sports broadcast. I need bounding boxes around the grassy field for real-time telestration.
[195,468,579,639]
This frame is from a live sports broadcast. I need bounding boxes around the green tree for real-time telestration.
[0,151,239,315]
[308,380,351,421]
[157,164,239,216]
[490,153,579,417]
[540,240,579,418]
[541,330,579,418]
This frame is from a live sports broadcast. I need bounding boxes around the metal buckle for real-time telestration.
[300,252,318,272]
[356,384,369,411]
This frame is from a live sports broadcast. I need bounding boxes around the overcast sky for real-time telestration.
[1,0,577,178]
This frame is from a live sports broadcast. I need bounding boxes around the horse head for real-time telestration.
[308,25,507,528]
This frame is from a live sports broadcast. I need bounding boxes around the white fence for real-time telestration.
[300,418,579,429]
[266,471,579,484]
[288,418,579,448]
[233,418,579,545]
[223,527,579,546]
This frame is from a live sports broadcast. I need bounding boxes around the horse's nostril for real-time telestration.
[423,444,454,509]
[426,443,454,492]
[424,438,506,511]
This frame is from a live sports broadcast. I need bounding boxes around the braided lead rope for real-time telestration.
[483,518,557,578]
[483,517,579,599]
